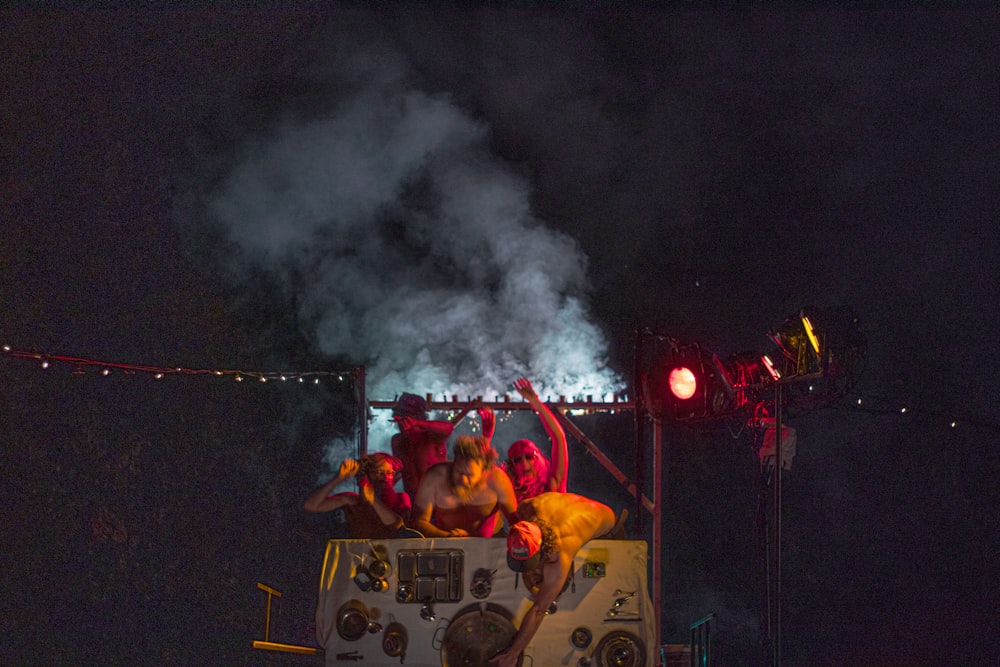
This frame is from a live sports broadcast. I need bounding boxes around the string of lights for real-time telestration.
[1,344,355,385]
[4,343,994,432]
[835,392,1000,433]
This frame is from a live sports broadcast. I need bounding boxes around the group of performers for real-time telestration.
[302,378,625,667]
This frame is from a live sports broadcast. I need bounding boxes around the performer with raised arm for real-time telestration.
[302,453,413,539]
[504,377,568,502]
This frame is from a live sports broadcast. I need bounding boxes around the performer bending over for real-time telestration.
[492,492,617,667]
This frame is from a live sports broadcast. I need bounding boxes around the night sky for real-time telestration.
[3,7,999,666]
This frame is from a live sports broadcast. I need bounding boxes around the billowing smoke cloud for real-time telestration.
[206,46,622,428]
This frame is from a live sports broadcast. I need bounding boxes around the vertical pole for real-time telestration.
[635,328,663,658]
[264,591,272,642]
[772,384,783,667]
[704,620,711,667]
[256,582,282,642]
[353,365,367,457]
[634,329,646,537]
[653,417,663,662]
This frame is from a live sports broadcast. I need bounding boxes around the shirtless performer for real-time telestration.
[491,492,617,667]
[302,453,412,539]
[409,434,517,538]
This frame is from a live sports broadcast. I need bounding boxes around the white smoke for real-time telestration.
[207,47,622,411]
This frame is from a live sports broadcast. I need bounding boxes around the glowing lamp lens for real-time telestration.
[668,367,697,400]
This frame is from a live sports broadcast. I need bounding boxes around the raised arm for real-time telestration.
[448,397,483,425]
[397,415,455,439]
[303,459,360,512]
[513,378,568,493]
[478,406,496,444]
[399,399,480,441]
[359,478,407,530]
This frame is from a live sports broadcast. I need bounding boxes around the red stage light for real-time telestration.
[667,367,697,400]
[641,339,735,421]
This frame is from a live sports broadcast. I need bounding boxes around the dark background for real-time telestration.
[3,7,999,666]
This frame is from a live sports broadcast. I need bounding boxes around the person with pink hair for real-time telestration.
[504,378,568,502]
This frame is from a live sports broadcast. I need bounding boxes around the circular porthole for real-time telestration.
[335,600,369,642]
[440,604,520,667]
[593,630,646,667]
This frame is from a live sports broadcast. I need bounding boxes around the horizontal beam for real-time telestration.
[252,640,321,655]
[255,581,282,597]
[369,398,635,412]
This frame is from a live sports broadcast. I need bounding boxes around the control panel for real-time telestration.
[315,537,654,666]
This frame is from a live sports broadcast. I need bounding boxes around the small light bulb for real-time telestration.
[259,376,267,383]
[313,378,320,385]
[900,407,907,413]
[154,373,164,379]
[41,360,50,369]
[950,421,957,428]
[235,375,243,382]
[101,368,111,376]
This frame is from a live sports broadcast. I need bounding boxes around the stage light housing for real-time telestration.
[762,306,866,409]
[773,308,825,377]
[802,314,820,355]
[761,354,782,381]
[642,340,734,421]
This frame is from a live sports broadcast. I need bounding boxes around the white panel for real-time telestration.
[316,537,655,666]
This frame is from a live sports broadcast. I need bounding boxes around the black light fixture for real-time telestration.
[642,338,734,422]
[639,306,864,423]
[766,308,824,378]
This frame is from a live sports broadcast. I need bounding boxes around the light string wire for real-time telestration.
[5,344,995,431]
[1,344,353,385]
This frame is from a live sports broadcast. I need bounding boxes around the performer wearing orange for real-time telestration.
[492,492,617,667]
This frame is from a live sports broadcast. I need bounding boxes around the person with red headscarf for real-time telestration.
[492,492,617,667]
[504,377,568,502]
[391,392,482,500]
